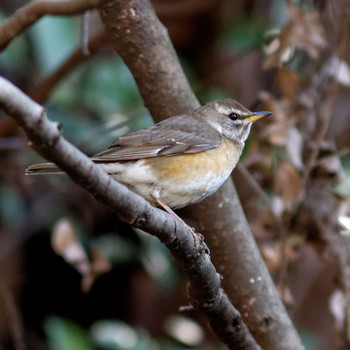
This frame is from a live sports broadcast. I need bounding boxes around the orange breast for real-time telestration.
[145,138,242,184]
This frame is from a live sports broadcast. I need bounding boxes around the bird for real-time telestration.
[26,98,270,231]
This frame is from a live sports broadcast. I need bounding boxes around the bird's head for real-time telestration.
[194,98,271,146]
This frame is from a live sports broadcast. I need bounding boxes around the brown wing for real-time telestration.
[91,115,221,162]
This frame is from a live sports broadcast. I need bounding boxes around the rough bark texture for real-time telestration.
[192,181,302,349]
[98,0,200,118]
[98,0,304,349]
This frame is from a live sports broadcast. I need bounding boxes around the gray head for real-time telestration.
[193,98,271,146]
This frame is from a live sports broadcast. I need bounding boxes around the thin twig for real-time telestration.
[0,0,108,51]
[82,11,91,56]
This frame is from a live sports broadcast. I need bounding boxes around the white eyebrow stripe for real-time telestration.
[214,103,251,116]
[215,104,240,115]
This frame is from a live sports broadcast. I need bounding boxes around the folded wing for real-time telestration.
[91,115,221,162]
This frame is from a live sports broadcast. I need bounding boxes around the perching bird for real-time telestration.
[26,98,270,211]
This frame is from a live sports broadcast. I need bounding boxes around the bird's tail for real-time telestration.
[25,163,64,175]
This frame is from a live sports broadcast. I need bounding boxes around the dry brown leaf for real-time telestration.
[276,67,300,100]
[329,289,346,334]
[275,283,294,308]
[249,207,277,240]
[52,218,90,276]
[339,200,350,217]
[261,234,303,275]
[338,215,350,235]
[264,2,327,69]
[261,122,291,145]
[91,246,111,275]
[274,161,303,210]
[314,154,344,179]
[52,218,111,293]
[81,247,111,294]
[286,127,304,170]
[261,242,283,274]
[258,92,294,146]
[334,59,350,87]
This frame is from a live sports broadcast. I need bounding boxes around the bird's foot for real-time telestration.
[150,190,209,253]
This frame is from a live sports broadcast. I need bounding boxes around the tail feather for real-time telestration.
[25,163,64,175]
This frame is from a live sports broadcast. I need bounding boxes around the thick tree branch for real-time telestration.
[98,1,304,349]
[98,0,200,118]
[0,0,107,51]
[0,75,261,350]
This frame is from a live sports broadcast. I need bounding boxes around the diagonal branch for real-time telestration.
[0,75,261,350]
[98,1,304,349]
[0,0,108,51]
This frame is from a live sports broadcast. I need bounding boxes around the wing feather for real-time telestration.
[91,115,221,162]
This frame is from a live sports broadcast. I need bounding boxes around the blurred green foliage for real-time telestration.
[298,329,320,350]
[44,317,94,350]
[90,320,159,350]
[29,17,80,74]
[43,316,203,350]
[333,154,350,198]
[0,186,26,230]
[222,17,267,51]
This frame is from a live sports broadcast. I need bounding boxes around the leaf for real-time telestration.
[333,58,350,87]
[329,290,346,333]
[223,18,267,51]
[51,218,90,276]
[258,93,294,146]
[81,246,111,294]
[263,2,327,69]
[79,58,143,117]
[164,315,204,347]
[338,215,350,234]
[90,320,158,349]
[333,177,350,199]
[286,127,304,170]
[276,67,300,100]
[274,161,303,210]
[44,316,94,350]
[51,218,111,293]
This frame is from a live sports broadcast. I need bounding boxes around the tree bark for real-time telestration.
[98,0,200,118]
[98,0,304,349]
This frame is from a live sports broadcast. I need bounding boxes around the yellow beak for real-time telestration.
[245,111,272,123]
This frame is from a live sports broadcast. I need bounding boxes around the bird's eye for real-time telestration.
[229,113,238,121]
